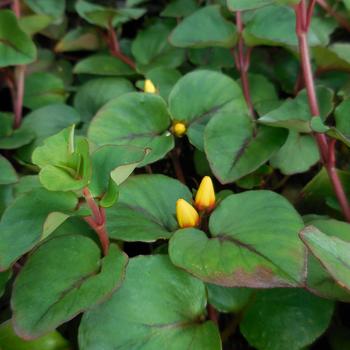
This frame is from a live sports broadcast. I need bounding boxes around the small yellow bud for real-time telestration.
[144,79,157,94]
[195,176,216,211]
[171,122,187,137]
[176,199,200,228]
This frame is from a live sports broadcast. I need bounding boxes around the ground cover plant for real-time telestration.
[1,0,350,349]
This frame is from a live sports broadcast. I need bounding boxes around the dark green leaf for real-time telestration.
[0,188,77,270]
[170,5,237,48]
[169,191,305,287]
[12,235,128,338]
[24,0,65,19]
[106,174,192,241]
[240,289,334,350]
[0,156,18,185]
[79,255,221,350]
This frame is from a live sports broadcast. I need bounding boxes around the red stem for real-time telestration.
[295,1,350,222]
[11,0,20,17]
[107,24,136,70]
[234,12,255,120]
[207,304,219,325]
[316,0,350,33]
[170,148,186,184]
[13,65,25,129]
[82,187,110,255]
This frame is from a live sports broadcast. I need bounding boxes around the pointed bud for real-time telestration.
[176,199,200,228]
[144,79,157,94]
[195,176,216,211]
[171,122,187,137]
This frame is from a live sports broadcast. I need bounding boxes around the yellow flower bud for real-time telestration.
[195,176,216,211]
[176,198,200,228]
[171,122,187,137]
[144,79,157,94]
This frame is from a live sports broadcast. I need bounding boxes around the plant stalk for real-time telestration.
[295,1,350,222]
[316,0,350,32]
[107,24,136,69]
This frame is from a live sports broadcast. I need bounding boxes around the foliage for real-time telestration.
[1,0,350,349]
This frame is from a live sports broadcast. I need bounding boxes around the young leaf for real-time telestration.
[12,235,128,338]
[79,255,221,350]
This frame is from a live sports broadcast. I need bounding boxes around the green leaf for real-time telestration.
[88,92,174,166]
[16,104,80,163]
[55,27,104,52]
[0,156,18,185]
[89,145,147,207]
[301,225,350,292]
[240,289,334,350]
[207,284,253,313]
[313,43,350,71]
[132,20,185,72]
[32,126,91,192]
[243,5,335,48]
[73,54,134,76]
[0,10,37,67]
[270,131,320,175]
[106,174,192,242]
[12,235,128,338]
[24,0,65,20]
[23,72,67,110]
[259,86,334,133]
[161,0,199,17]
[169,191,306,287]
[302,216,350,301]
[0,320,69,350]
[79,255,221,350]
[335,99,350,137]
[0,188,77,270]
[205,114,287,184]
[19,14,53,36]
[227,0,274,11]
[76,0,145,29]
[73,77,134,123]
[170,5,237,48]
[144,67,181,100]
[188,47,234,68]
[169,69,248,150]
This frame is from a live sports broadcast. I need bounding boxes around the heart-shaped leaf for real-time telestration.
[0,188,78,270]
[12,235,128,338]
[73,54,135,76]
[170,5,237,48]
[88,92,174,165]
[169,191,306,287]
[73,77,134,123]
[169,69,248,150]
[106,174,192,241]
[78,255,221,350]
[205,113,287,184]
[240,289,334,350]
[270,131,319,175]
[0,10,37,67]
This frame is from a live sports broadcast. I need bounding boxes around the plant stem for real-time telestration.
[11,0,20,17]
[316,0,350,32]
[170,148,186,184]
[82,187,110,255]
[207,304,219,325]
[295,1,350,222]
[13,65,25,129]
[234,12,255,120]
[107,24,136,69]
